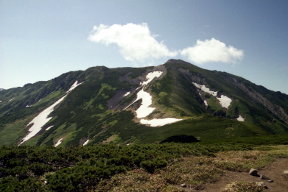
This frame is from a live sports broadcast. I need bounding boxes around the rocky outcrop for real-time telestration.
[236,82,288,124]
[249,168,273,182]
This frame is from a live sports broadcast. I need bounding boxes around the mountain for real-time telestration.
[0,59,288,146]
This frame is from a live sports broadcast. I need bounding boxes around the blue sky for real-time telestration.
[1,0,288,94]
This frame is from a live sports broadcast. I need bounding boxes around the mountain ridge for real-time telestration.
[0,59,288,146]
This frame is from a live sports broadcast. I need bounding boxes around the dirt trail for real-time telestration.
[196,158,288,192]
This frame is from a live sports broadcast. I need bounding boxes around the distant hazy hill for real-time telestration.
[0,59,288,146]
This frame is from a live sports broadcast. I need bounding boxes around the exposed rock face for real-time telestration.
[233,79,288,124]
[107,90,130,109]
[178,64,288,125]
[249,168,273,182]
[183,65,288,124]
[178,68,207,85]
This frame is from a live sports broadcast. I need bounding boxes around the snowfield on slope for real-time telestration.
[54,138,63,147]
[140,118,182,127]
[123,91,130,97]
[67,81,83,93]
[19,81,83,145]
[19,95,66,145]
[45,126,53,131]
[193,82,217,96]
[140,71,163,86]
[135,89,155,118]
[193,82,232,108]
[83,139,89,146]
[124,71,163,110]
[126,70,182,127]
[216,95,232,109]
[237,115,245,122]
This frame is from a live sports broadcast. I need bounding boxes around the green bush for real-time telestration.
[140,158,168,173]
[0,139,286,191]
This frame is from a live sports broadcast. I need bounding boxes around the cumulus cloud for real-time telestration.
[88,23,244,65]
[180,38,244,64]
[88,23,177,62]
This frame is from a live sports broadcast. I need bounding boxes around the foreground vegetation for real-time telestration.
[99,145,288,191]
[1,135,288,192]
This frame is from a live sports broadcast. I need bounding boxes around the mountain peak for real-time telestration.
[165,59,193,65]
[0,60,288,146]
[163,59,202,70]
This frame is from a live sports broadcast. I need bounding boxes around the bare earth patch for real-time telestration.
[95,145,288,192]
[203,158,288,192]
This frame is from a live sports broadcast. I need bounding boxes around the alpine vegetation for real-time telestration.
[0,59,287,146]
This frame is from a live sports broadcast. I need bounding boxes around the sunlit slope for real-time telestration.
[0,59,288,146]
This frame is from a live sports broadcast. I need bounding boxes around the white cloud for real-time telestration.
[180,38,244,64]
[88,23,244,65]
[88,23,177,62]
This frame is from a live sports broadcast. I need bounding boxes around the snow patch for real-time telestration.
[141,71,163,86]
[26,105,32,108]
[125,70,182,127]
[133,89,182,125]
[123,91,130,97]
[237,115,245,122]
[19,80,83,145]
[83,139,89,146]
[192,82,217,96]
[135,89,155,118]
[125,71,163,110]
[19,95,66,145]
[140,118,182,127]
[66,81,83,93]
[54,138,63,147]
[9,98,14,102]
[217,95,232,109]
[193,82,232,109]
[45,126,53,131]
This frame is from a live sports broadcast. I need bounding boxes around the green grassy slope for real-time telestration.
[0,59,288,146]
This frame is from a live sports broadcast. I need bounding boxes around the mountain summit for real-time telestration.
[0,59,288,146]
